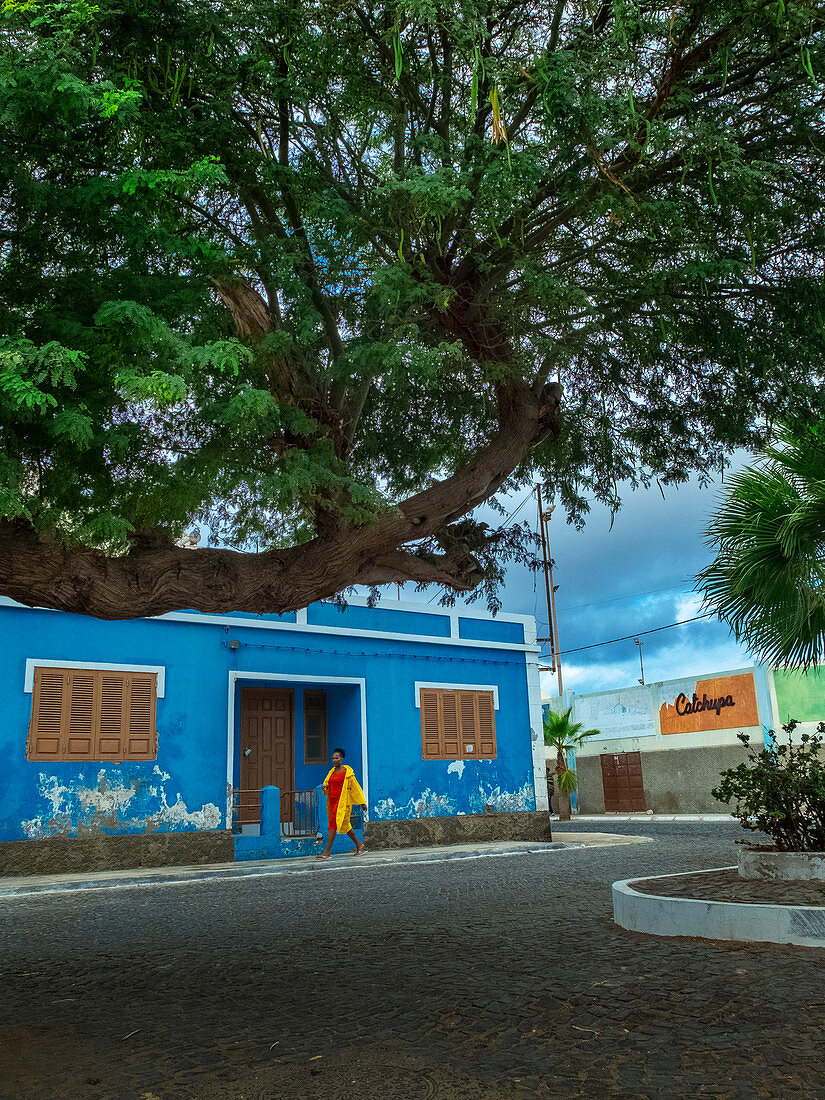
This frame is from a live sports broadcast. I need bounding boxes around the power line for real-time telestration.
[504,486,535,523]
[556,581,694,614]
[540,613,715,660]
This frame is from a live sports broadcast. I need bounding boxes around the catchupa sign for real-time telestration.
[659,673,759,735]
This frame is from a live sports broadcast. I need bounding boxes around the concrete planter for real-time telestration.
[739,846,825,882]
[613,871,825,948]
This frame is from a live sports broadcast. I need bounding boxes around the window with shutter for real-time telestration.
[27,667,158,762]
[304,690,327,764]
[419,688,497,760]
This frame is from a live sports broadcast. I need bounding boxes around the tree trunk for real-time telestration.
[0,378,561,619]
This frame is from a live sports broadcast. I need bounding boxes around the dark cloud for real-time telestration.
[393,461,754,694]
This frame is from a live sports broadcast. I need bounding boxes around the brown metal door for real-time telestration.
[600,751,646,812]
[239,688,294,823]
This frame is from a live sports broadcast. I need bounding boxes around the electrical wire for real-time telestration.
[539,612,715,660]
[503,486,535,523]
[556,581,693,614]
[225,640,521,666]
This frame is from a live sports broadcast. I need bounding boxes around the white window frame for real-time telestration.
[25,659,166,697]
[415,682,499,709]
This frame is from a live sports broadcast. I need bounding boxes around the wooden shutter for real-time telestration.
[28,668,66,759]
[476,692,497,758]
[420,689,443,759]
[28,668,157,762]
[124,674,155,758]
[420,688,497,760]
[304,689,327,764]
[65,672,95,759]
[441,691,460,758]
[458,691,478,758]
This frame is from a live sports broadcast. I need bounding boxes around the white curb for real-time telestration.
[613,868,825,948]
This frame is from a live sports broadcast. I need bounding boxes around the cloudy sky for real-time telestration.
[392,464,756,699]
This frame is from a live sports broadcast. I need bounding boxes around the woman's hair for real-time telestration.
[332,747,346,758]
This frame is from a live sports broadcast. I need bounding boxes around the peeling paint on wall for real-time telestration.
[372,789,458,819]
[446,760,465,779]
[21,769,222,838]
[372,775,535,820]
[469,779,534,814]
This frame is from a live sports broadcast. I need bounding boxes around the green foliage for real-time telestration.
[554,767,578,796]
[2,0,825,597]
[712,723,825,852]
[543,706,600,757]
[697,424,825,667]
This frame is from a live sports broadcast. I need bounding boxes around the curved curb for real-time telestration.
[613,868,825,948]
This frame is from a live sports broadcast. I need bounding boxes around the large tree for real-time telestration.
[1,0,824,619]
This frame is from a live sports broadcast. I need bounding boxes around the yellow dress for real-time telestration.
[323,765,367,833]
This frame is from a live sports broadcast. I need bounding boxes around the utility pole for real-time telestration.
[536,484,563,697]
[634,637,645,685]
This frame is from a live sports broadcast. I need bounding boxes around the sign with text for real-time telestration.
[659,673,759,735]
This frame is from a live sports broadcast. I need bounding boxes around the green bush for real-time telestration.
[712,721,825,852]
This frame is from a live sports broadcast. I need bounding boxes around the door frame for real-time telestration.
[226,671,368,828]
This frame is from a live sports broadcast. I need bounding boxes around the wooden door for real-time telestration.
[600,751,646,812]
[239,688,294,823]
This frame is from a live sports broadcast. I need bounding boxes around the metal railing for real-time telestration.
[281,789,320,837]
[231,788,261,831]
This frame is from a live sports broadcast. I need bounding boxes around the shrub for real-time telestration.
[712,721,825,851]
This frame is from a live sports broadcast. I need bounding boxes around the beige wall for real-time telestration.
[575,744,750,815]
[547,666,768,759]
[547,666,773,814]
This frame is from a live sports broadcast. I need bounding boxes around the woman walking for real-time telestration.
[316,748,367,860]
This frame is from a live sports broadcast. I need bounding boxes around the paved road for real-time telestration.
[0,823,822,1100]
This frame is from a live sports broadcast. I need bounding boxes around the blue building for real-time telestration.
[0,596,548,867]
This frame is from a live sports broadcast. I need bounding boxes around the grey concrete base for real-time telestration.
[365,809,552,850]
[0,840,575,898]
[739,846,825,882]
[0,830,235,876]
[613,869,825,948]
[0,833,646,899]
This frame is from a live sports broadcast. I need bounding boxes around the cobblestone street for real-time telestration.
[0,823,823,1100]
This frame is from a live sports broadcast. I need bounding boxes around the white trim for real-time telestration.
[525,651,549,812]
[336,593,534,626]
[24,659,166,697]
[226,671,369,829]
[159,610,538,653]
[0,596,538,655]
[414,681,499,708]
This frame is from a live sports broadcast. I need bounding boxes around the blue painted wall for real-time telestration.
[307,601,452,637]
[458,616,525,644]
[0,600,537,845]
[0,607,228,842]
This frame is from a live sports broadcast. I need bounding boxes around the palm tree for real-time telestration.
[697,424,825,668]
[543,707,600,820]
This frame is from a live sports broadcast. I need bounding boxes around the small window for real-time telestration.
[27,667,158,762]
[420,688,496,760]
[304,690,327,765]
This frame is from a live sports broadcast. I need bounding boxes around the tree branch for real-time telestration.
[0,381,561,618]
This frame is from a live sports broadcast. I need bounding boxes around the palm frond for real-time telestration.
[697,424,825,668]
